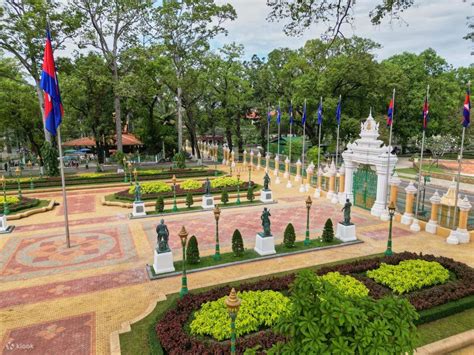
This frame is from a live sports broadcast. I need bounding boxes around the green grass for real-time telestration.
[396,165,448,175]
[415,307,474,347]
[8,199,50,214]
[173,249,261,272]
[275,238,341,253]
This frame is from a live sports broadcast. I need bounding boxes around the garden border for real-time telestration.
[7,199,55,220]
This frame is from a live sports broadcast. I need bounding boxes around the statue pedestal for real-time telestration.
[254,233,276,256]
[0,215,14,234]
[260,190,273,203]
[201,195,215,209]
[132,201,146,217]
[153,250,175,274]
[401,212,413,225]
[425,220,438,234]
[336,223,357,242]
[447,228,470,244]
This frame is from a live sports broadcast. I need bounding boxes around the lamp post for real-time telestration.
[229,157,233,176]
[172,174,178,212]
[213,205,221,261]
[127,162,132,185]
[236,172,241,205]
[248,165,252,185]
[304,196,312,245]
[225,288,241,355]
[15,167,22,199]
[123,157,128,183]
[1,175,9,215]
[179,226,189,298]
[385,201,396,256]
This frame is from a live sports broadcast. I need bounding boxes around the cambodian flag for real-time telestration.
[317,101,323,125]
[267,110,271,123]
[336,98,341,125]
[289,103,293,125]
[40,30,63,136]
[277,105,281,124]
[387,99,394,127]
[422,97,429,130]
[463,89,470,128]
[302,101,307,125]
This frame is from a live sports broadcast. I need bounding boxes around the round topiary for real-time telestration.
[155,196,165,213]
[221,187,229,204]
[322,218,334,242]
[186,235,200,264]
[232,229,244,257]
[283,223,296,248]
[186,192,194,208]
[246,186,255,202]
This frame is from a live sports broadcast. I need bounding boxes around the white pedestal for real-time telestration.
[286,180,292,188]
[153,250,175,274]
[201,195,215,209]
[370,201,385,217]
[275,176,281,184]
[410,218,421,232]
[254,233,276,256]
[446,230,460,245]
[295,174,301,182]
[260,190,273,203]
[452,228,470,244]
[314,188,321,198]
[0,215,14,234]
[132,201,147,217]
[336,223,357,242]
[401,213,413,225]
[299,183,306,193]
[337,192,346,205]
[425,220,438,234]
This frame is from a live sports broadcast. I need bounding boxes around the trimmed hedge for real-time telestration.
[6,197,40,213]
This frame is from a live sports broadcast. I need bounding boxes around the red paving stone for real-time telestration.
[56,195,96,215]
[15,215,128,233]
[359,226,413,240]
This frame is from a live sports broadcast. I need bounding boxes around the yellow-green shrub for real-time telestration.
[180,179,202,190]
[210,176,241,189]
[190,290,290,341]
[0,196,20,204]
[321,272,369,298]
[128,181,172,195]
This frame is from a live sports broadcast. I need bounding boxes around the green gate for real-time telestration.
[353,165,377,210]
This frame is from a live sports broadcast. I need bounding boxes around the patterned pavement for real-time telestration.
[0,166,472,354]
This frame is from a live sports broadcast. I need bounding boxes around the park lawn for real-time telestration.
[8,199,50,214]
[396,165,448,175]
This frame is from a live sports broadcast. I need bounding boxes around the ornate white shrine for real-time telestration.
[342,112,398,217]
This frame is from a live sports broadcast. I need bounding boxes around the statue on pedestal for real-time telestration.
[204,178,211,196]
[156,219,170,253]
[341,199,353,225]
[134,183,142,202]
[263,172,271,191]
[261,207,272,236]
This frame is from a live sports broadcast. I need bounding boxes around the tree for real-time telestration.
[270,270,418,354]
[155,196,165,213]
[425,134,457,166]
[231,229,244,257]
[185,193,194,208]
[41,142,59,176]
[322,218,334,242]
[283,223,296,248]
[186,235,200,264]
[0,0,81,141]
[74,0,150,152]
[221,187,229,205]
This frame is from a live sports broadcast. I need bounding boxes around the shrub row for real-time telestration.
[7,197,40,213]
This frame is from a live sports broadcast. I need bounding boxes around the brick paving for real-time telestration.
[0,165,472,354]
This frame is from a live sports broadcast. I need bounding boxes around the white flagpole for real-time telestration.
[317,97,322,185]
[277,101,281,159]
[56,127,71,248]
[289,100,292,164]
[302,99,306,180]
[414,85,430,220]
[335,95,341,168]
[267,105,270,155]
[384,89,396,210]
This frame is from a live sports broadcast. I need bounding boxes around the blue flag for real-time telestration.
[277,105,281,124]
[289,103,293,125]
[302,101,307,125]
[463,89,471,128]
[317,101,323,125]
[336,97,341,126]
[267,110,271,124]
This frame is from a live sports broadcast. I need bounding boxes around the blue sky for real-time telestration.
[212,0,473,67]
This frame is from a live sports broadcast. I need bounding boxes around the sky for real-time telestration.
[212,0,473,68]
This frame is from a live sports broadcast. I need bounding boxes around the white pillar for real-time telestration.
[371,165,390,217]
[295,159,302,182]
[426,190,441,234]
[327,160,337,202]
[381,173,401,221]
[401,182,417,225]
[250,150,254,168]
[447,196,472,244]
[343,160,356,203]
[274,155,280,184]
[257,151,262,170]
[337,163,346,204]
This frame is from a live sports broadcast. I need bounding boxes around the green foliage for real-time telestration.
[246,185,255,202]
[41,142,59,177]
[186,235,200,264]
[367,260,450,294]
[269,270,418,354]
[113,151,126,167]
[283,223,296,248]
[180,179,202,190]
[321,272,369,298]
[173,151,186,169]
[190,290,290,341]
[232,229,244,256]
[185,193,194,208]
[220,187,229,204]
[321,218,334,242]
[0,196,20,204]
[155,196,165,213]
[129,181,172,195]
[306,146,320,165]
[210,176,241,189]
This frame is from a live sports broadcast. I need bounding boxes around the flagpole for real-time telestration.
[289,100,292,164]
[277,100,281,159]
[317,97,322,187]
[335,95,341,169]
[56,127,71,248]
[267,105,270,154]
[414,85,430,221]
[302,99,306,181]
[452,81,470,229]
[384,89,395,211]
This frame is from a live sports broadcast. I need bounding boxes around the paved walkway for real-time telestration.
[0,165,473,354]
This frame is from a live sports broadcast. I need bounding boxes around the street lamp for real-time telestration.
[213,205,221,261]
[127,162,132,185]
[225,288,241,355]
[385,201,396,256]
[123,157,128,183]
[236,172,241,205]
[172,174,178,212]
[248,165,252,185]
[304,196,312,245]
[1,175,9,215]
[179,226,189,298]
[15,167,22,199]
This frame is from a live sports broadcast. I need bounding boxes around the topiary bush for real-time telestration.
[174,151,186,169]
[247,185,255,202]
[210,176,241,189]
[283,223,296,248]
[41,141,59,177]
[232,229,244,257]
[321,218,334,242]
[367,259,450,294]
[180,179,202,190]
[321,272,369,298]
[221,187,229,204]
[129,181,172,195]
[186,235,200,264]
[155,196,164,213]
[190,290,290,341]
[185,193,194,208]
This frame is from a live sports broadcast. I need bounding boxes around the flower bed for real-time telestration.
[4,196,40,213]
[155,252,474,354]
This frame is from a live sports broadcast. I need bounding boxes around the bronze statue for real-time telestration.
[341,199,352,225]
[134,182,142,202]
[261,207,272,237]
[263,172,271,191]
[204,178,211,196]
[156,219,170,253]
